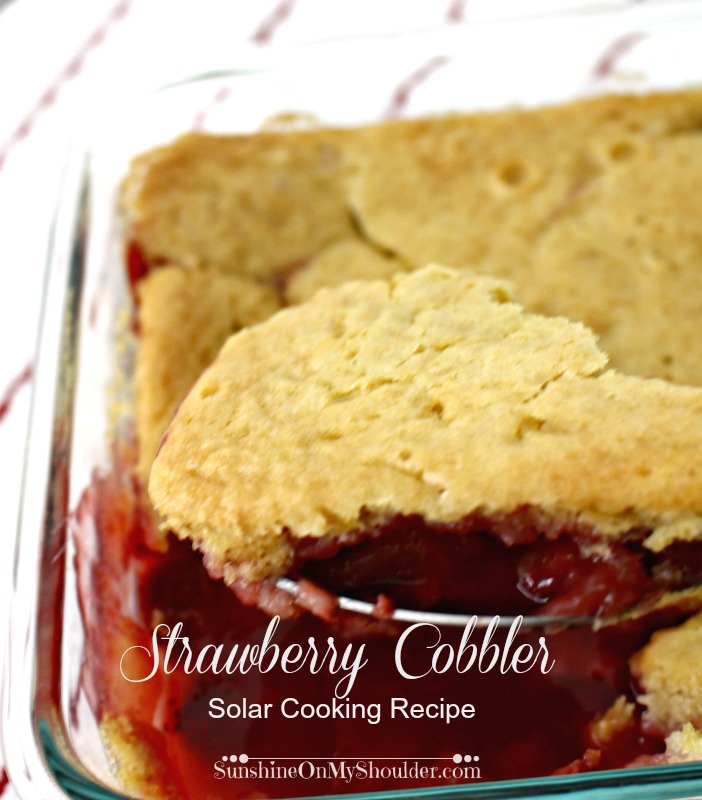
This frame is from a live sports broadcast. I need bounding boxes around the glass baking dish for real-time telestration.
[6,4,702,799]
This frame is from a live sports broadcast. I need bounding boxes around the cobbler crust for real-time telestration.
[631,612,702,734]
[121,129,354,280]
[149,266,702,584]
[101,713,181,800]
[665,723,702,763]
[347,90,702,387]
[124,88,702,389]
[136,266,280,475]
[126,89,702,477]
[284,238,407,304]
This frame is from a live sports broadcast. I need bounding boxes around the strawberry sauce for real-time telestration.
[74,452,673,799]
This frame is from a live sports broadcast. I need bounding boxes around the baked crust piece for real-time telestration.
[347,89,702,386]
[135,265,280,475]
[664,723,702,763]
[124,88,702,387]
[631,612,702,734]
[121,129,354,281]
[284,238,407,304]
[128,89,702,479]
[588,696,636,748]
[149,265,702,585]
[100,714,182,800]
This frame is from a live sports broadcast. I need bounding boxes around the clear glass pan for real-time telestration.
[6,5,702,799]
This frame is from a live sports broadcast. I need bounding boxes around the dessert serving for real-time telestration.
[75,86,702,800]
[150,265,702,622]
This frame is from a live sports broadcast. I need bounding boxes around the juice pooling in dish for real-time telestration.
[81,88,702,798]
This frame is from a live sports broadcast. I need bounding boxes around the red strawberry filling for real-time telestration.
[224,512,702,623]
[73,452,687,798]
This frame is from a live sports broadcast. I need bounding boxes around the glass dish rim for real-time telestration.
[7,11,702,798]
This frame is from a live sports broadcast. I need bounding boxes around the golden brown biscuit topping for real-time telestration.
[135,266,280,475]
[149,266,702,589]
